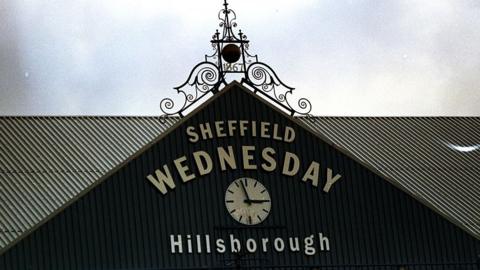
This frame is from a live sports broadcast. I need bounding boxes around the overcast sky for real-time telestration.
[1,0,479,116]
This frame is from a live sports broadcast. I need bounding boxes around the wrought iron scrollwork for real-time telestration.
[159,0,313,119]
[243,63,312,116]
[160,62,223,118]
[218,6,237,39]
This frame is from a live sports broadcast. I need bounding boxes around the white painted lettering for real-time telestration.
[323,168,342,193]
[146,166,176,195]
[186,126,199,143]
[260,122,270,138]
[170,235,183,254]
[205,234,211,253]
[261,147,276,172]
[239,120,248,136]
[261,238,269,253]
[174,156,196,182]
[274,238,285,252]
[230,234,241,253]
[227,120,237,136]
[196,234,202,253]
[199,123,213,140]
[282,152,300,176]
[169,233,331,255]
[193,151,213,176]
[215,121,227,137]
[302,161,320,187]
[216,239,226,253]
[217,146,237,171]
[289,237,300,252]
[242,146,257,170]
[246,238,257,253]
[319,233,330,251]
[304,235,315,255]
[284,126,295,142]
[186,235,193,253]
[272,124,282,141]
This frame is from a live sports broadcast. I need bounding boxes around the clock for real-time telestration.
[225,177,271,225]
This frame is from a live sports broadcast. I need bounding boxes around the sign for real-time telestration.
[146,120,342,195]
[169,233,331,255]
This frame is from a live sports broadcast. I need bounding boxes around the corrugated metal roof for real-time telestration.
[0,116,479,252]
[301,117,480,238]
[0,116,177,249]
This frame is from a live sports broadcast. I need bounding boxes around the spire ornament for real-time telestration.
[160,0,312,118]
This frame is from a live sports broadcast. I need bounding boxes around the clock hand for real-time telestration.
[240,179,251,204]
[244,199,270,204]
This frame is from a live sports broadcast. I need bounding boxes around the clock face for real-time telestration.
[225,177,271,225]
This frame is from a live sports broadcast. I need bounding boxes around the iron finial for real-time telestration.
[159,0,312,120]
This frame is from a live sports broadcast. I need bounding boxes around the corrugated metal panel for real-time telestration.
[0,115,479,254]
[300,117,480,238]
[0,116,178,250]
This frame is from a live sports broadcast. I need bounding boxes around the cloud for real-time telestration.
[0,0,479,115]
[277,0,480,115]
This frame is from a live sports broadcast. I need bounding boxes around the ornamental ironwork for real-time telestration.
[160,0,312,118]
